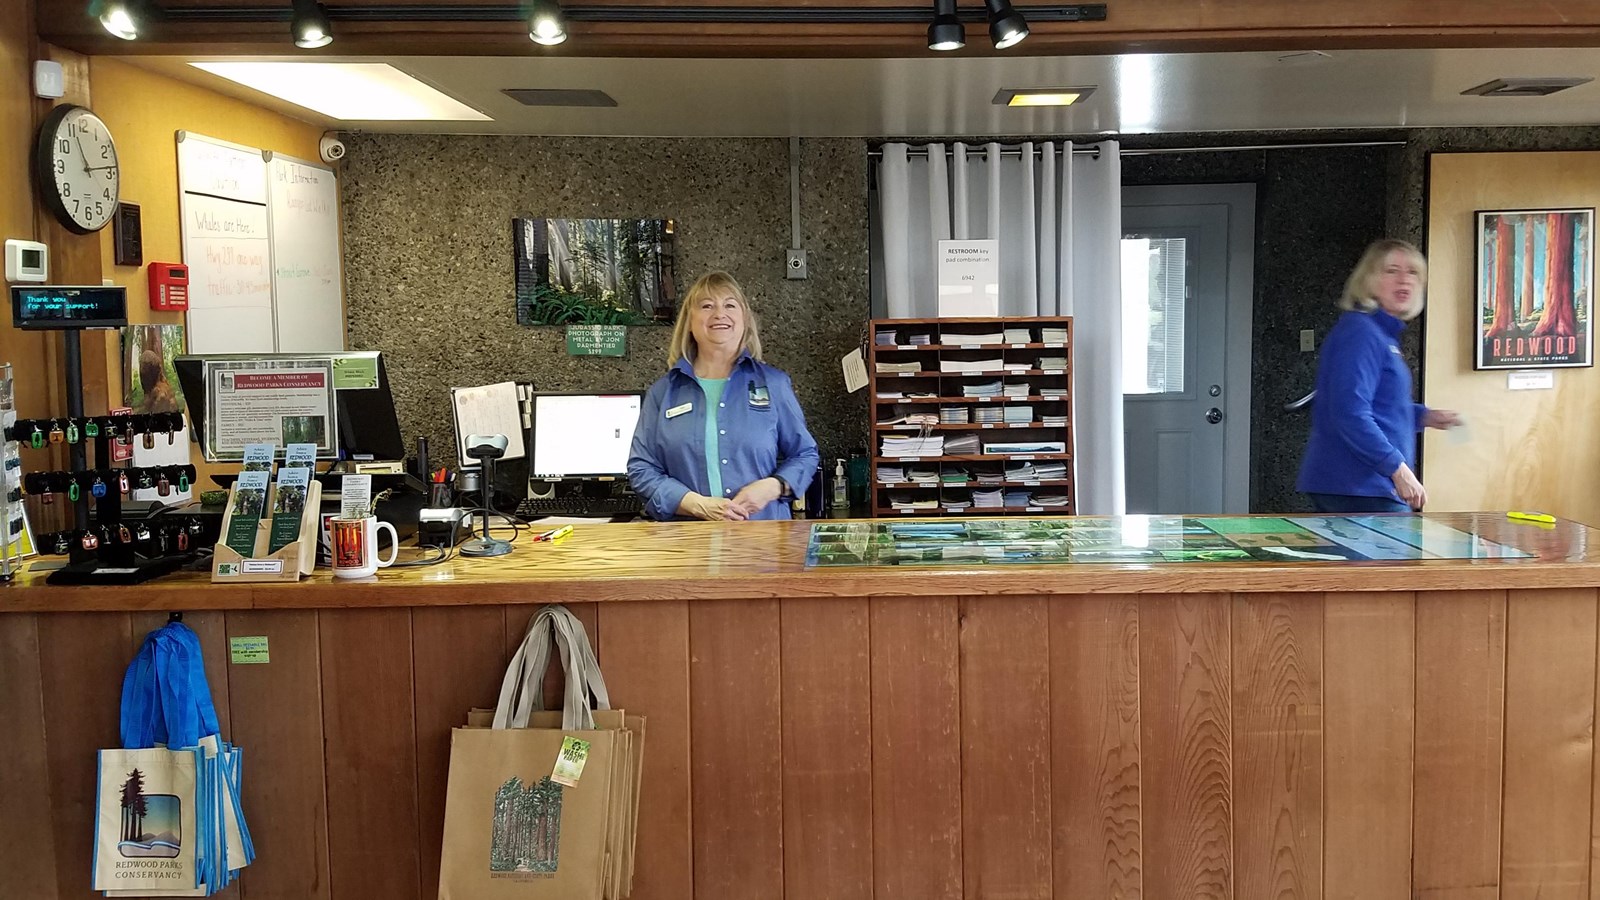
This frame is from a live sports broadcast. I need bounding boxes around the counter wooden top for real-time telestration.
[1,512,1594,612]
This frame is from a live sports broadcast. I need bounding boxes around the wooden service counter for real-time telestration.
[2,511,1598,900]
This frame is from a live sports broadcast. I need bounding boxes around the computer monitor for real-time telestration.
[529,393,643,480]
[175,351,406,462]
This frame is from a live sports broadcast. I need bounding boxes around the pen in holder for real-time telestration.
[428,482,453,508]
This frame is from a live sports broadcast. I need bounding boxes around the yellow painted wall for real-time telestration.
[89,58,330,488]
[1423,151,1600,526]
[89,57,330,400]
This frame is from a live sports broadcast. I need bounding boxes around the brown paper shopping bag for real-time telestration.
[439,605,633,900]
[438,725,618,899]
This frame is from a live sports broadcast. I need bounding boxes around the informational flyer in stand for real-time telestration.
[203,358,336,461]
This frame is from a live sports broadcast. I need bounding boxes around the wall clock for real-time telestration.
[34,103,121,235]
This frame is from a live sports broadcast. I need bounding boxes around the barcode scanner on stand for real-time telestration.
[459,433,511,558]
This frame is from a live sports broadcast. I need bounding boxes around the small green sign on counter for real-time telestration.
[566,325,627,357]
[229,636,270,665]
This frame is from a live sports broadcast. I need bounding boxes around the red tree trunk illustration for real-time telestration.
[1487,215,1516,336]
[1520,219,1536,322]
[1533,213,1577,338]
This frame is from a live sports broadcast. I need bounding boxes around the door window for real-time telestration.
[1121,236,1188,395]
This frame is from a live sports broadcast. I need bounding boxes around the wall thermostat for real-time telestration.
[4,240,48,284]
[33,60,64,100]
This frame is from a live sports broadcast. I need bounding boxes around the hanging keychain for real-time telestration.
[90,475,107,499]
[157,472,171,497]
[84,418,100,439]
[137,468,154,491]
[67,477,80,503]
[65,420,79,444]
[47,420,64,445]
[119,471,130,495]
[28,423,43,449]
[81,530,99,550]
[177,470,190,492]
[165,414,177,445]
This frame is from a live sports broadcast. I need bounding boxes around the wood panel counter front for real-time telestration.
[3,512,1598,899]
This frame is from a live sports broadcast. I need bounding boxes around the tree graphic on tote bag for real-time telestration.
[116,767,181,859]
[490,776,563,873]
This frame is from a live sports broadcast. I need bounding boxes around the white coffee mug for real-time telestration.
[330,516,399,578]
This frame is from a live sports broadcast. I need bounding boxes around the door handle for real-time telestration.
[1206,407,1223,424]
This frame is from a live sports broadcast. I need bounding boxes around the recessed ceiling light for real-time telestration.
[994,87,1097,107]
[189,62,491,121]
[1462,77,1594,97]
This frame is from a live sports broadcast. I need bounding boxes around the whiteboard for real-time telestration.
[267,152,345,352]
[178,131,274,353]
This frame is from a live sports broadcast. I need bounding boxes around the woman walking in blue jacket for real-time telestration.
[1297,240,1461,512]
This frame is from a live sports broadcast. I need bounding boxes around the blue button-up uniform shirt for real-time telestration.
[627,354,820,521]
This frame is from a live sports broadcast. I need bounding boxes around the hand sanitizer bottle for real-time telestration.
[832,458,849,510]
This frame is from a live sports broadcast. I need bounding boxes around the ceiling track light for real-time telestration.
[927,0,964,51]
[291,0,333,48]
[528,0,568,45]
[984,0,1030,49]
[92,0,143,40]
[157,4,1105,27]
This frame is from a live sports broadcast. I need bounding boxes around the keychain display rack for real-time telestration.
[2,330,198,584]
[0,365,24,581]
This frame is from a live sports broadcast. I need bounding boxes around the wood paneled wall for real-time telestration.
[4,590,1600,899]
[1423,151,1600,528]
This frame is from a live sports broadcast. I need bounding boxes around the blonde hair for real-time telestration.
[1340,239,1428,321]
[667,271,764,366]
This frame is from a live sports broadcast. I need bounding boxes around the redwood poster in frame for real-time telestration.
[1475,207,1594,370]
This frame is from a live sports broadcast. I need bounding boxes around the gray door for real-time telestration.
[1121,184,1255,514]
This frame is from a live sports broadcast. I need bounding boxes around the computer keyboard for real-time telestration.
[515,495,644,520]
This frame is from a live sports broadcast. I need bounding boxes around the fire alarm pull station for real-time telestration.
[148,263,189,311]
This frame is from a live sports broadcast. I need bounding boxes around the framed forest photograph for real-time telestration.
[1476,207,1594,370]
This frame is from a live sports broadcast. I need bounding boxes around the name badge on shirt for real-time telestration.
[748,385,771,408]
[665,402,693,419]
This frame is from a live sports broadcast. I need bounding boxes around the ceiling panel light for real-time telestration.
[994,87,1096,107]
[290,0,333,49]
[529,0,568,46]
[984,0,1029,49]
[189,62,491,121]
[94,0,141,40]
[927,0,964,51]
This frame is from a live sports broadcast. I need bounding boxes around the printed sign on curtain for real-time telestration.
[937,240,999,316]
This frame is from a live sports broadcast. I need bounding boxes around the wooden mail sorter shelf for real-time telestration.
[868,316,1075,517]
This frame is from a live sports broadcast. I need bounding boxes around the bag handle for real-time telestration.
[491,605,610,730]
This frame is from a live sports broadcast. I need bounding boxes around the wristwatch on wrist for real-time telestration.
[773,475,792,497]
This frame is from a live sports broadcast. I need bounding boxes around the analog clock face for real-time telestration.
[39,105,120,234]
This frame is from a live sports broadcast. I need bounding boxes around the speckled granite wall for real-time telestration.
[1124,144,1397,513]
[340,135,869,471]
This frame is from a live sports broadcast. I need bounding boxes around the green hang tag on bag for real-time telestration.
[551,735,590,787]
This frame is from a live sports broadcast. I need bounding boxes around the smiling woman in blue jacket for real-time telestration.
[1297,240,1461,513]
[627,271,820,521]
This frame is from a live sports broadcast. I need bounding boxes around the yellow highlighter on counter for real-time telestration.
[1507,511,1556,524]
[536,524,574,542]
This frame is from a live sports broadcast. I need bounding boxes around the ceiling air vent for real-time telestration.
[1461,77,1593,97]
[502,88,618,108]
